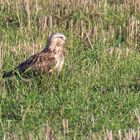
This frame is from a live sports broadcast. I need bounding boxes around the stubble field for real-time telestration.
[0,0,140,139]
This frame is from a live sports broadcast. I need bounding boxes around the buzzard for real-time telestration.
[3,33,66,78]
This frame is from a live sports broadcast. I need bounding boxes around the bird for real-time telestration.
[3,33,66,78]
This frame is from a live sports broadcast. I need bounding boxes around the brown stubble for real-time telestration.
[1,0,139,55]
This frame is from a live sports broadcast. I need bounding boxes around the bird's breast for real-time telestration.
[54,55,64,72]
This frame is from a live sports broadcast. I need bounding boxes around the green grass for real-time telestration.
[0,0,140,139]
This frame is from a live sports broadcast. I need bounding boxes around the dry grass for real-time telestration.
[1,0,140,139]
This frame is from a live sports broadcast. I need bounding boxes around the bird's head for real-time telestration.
[47,33,66,52]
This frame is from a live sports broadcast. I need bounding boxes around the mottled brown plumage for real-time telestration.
[3,33,66,78]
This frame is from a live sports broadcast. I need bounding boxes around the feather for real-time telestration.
[3,70,15,78]
[3,33,66,78]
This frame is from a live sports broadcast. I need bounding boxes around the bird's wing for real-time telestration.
[16,52,55,75]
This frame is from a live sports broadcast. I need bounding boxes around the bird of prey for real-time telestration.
[3,33,66,78]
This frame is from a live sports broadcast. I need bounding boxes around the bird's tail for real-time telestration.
[3,70,15,78]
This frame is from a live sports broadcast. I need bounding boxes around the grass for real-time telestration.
[0,0,140,139]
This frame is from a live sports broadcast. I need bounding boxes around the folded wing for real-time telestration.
[16,52,56,77]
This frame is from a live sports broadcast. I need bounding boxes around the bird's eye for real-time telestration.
[60,36,63,39]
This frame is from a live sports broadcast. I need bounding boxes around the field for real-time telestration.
[0,0,140,139]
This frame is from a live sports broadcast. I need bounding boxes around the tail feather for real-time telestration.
[3,70,15,78]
